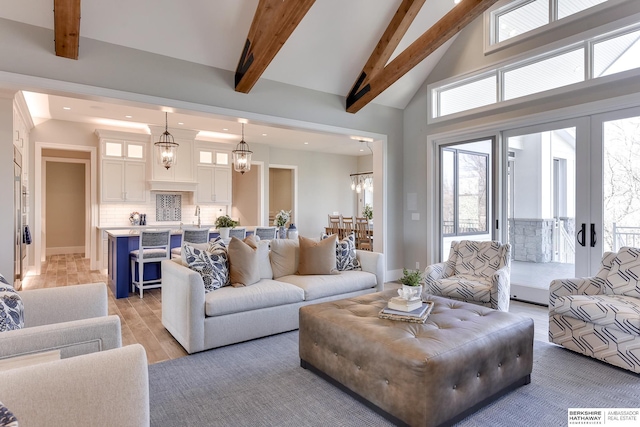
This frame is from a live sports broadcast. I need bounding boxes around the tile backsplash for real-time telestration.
[155,194,182,221]
[99,192,228,227]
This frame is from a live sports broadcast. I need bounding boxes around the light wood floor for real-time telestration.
[22,254,550,365]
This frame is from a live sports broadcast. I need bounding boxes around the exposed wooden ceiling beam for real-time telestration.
[54,0,81,60]
[347,0,427,109]
[235,0,315,93]
[346,0,500,113]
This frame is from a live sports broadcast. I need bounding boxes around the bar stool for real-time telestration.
[228,227,247,239]
[254,227,277,241]
[171,228,210,259]
[130,229,171,298]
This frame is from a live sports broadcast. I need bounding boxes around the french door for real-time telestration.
[502,118,589,304]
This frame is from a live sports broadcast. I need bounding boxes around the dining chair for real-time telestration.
[171,227,210,259]
[254,226,277,241]
[327,214,341,237]
[130,229,171,298]
[341,216,354,239]
[355,217,372,251]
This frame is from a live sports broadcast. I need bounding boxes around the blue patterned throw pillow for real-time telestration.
[322,233,361,272]
[183,238,230,292]
[0,273,24,333]
[0,401,18,427]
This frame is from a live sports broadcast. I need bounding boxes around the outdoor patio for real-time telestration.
[511,260,574,290]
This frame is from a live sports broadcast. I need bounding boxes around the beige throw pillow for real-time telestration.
[270,239,299,279]
[228,237,260,287]
[298,234,338,275]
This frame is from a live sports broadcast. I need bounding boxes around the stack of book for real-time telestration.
[379,298,434,324]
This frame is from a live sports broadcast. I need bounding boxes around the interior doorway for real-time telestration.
[231,162,262,227]
[269,165,297,226]
[35,143,97,274]
[43,158,87,256]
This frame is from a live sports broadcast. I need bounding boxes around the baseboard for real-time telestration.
[45,246,85,256]
[387,269,403,282]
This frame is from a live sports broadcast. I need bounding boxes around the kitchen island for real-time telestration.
[105,227,255,298]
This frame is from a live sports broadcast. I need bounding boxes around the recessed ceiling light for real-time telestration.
[454,0,462,4]
[178,122,184,125]
[125,115,133,119]
[304,142,309,145]
[360,149,364,152]
[223,128,229,131]
[63,107,71,110]
[262,133,267,136]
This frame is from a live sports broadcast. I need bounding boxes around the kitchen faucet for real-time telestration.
[195,205,201,228]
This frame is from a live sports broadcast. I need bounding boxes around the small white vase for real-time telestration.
[218,227,231,239]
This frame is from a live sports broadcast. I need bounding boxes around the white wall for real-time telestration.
[0,18,404,274]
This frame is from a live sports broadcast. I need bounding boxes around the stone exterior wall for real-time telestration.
[509,218,555,262]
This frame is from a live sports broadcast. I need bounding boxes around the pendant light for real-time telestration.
[232,122,253,174]
[154,112,179,170]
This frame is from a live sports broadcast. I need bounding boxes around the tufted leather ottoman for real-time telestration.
[299,290,533,427]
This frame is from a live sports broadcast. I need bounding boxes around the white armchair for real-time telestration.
[549,247,640,373]
[0,344,149,427]
[424,240,511,311]
[0,282,122,360]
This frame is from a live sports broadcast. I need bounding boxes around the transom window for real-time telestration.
[491,0,609,45]
[431,23,640,119]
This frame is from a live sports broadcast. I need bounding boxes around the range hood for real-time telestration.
[148,180,198,192]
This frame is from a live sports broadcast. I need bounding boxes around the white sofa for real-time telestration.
[161,247,385,353]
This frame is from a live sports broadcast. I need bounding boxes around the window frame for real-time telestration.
[483,0,625,54]
[429,18,640,124]
[441,147,490,237]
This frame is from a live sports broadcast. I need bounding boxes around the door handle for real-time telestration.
[590,223,597,248]
[577,223,586,247]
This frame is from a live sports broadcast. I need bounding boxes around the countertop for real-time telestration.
[103,226,259,237]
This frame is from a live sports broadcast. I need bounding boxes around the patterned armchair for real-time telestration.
[424,240,511,311]
[549,247,640,373]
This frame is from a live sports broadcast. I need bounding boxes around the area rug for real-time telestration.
[148,332,640,426]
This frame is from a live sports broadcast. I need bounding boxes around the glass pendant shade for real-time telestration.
[233,123,253,174]
[154,112,178,170]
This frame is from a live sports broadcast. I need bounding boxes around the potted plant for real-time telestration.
[363,204,373,222]
[398,268,423,300]
[215,215,238,239]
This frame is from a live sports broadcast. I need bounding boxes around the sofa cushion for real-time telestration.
[298,235,338,275]
[605,246,640,298]
[432,275,492,303]
[240,235,272,279]
[322,233,361,271]
[180,238,223,266]
[551,294,640,336]
[0,273,24,332]
[204,279,304,317]
[270,239,299,279]
[183,244,229,292]
[228,237,260,287]
[0,401,18,427]
[277,270,376,301]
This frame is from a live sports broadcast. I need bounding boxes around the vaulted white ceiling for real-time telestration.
[1,0,460,154]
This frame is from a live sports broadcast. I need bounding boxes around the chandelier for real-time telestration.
[232,122,253,174]
[350,171,373,193]
[154,112,179,170]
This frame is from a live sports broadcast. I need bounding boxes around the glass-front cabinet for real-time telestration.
[96,130,149,203]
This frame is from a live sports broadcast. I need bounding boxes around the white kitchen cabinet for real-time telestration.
[96,131,149,204]
[101,160,146,202]
[196,165,231,204]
